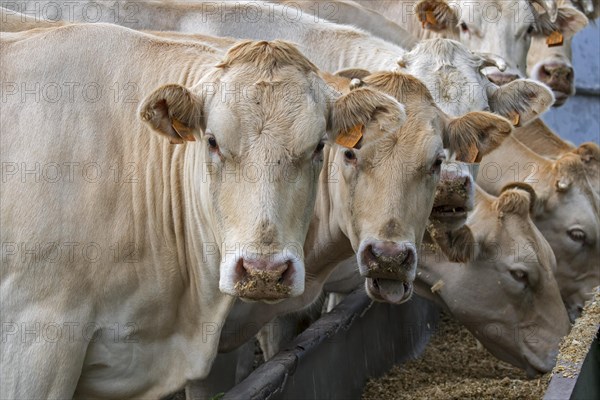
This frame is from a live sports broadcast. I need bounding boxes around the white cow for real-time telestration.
[271,0,586,106]
[4,1,554,120]
[0,23,397,398]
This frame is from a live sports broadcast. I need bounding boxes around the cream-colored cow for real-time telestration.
[478,137,600,321]
[0,23,404,398]
[418,184,570,376]
[277,0,586,106]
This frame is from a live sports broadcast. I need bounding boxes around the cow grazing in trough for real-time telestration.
[11,1,554,122]
[478,137,600,321]
[325,182,569,376]
[0,22,400,398]
[418,184,570,376]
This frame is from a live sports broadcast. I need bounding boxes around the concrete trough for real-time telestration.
[217,290,439,400]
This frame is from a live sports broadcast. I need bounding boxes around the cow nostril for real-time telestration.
[565,69,573,81]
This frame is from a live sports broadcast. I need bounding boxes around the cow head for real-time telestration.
[427,160,477,263]
[327,71,512,304]
[414,0,558,82]
[140,40,343,302]
[397,38,555,122]
[529,154,600,321]
[419,184,570,376]
[527,0,588,106]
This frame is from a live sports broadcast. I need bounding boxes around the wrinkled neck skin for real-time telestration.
[219,148,355,352]
[177,1,406,71]
[512,118,575,158]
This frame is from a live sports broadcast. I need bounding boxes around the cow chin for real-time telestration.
[365,278,413,304]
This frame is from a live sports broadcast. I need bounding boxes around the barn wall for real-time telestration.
[542,23,600,145]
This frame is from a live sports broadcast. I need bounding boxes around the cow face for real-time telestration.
[415,0,558,82]
[527,1,588,106]
[421,185,570,376]
[398,38,555,122]
[140,40,341,302]
[531,154,600,321]
[328,72,512,304]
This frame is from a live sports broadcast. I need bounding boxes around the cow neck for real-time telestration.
[173,1,404,72]
[304,148,355,285]
[513,118,575,158]
[480,135,555,197]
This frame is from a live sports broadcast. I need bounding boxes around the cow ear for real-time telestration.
[487,79,554,126]
[139,84,204,144]
[536,5,588,36]
[444,112,512,162]
[335,68,372,81]
[573,142,600,164]
[414,0,458,32]
[328,87,406,146]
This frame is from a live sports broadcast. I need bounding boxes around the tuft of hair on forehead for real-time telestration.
[329,87,405,136]
[362,71,436,111]
[405,38,482,69]
[551,152,590,190]
[500,182,537,214]
[216,40,318,74]
[496,184,535,217]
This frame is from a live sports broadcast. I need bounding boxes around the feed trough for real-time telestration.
[213,290,439,400]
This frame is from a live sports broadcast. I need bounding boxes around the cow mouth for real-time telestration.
[552,91,569,107]
[430,205,468,219]
[366,278,413,304]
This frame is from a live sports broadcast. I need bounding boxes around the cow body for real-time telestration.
[0,23,344,398]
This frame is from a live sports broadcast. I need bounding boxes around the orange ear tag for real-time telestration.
[546,31,564,47]
[419,9,438,28]
[172,118,196,142]
[336,124,364,149]
[426,10,438,26]
[510,113,521,127]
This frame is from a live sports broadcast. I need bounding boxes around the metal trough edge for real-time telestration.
[223,289,439,400]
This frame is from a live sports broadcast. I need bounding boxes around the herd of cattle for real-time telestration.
[1,0,599,398]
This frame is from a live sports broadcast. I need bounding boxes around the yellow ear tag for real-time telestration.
[546,31,564,47]
[336,124,364,149]
[172,118,196,142]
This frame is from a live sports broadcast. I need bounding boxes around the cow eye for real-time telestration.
[344,149,356,161]
[526,24,535,35]
[207,135,218,150]
[568,228,586,243]
[431,155,444,174]
[509,269,529,286]
[314,141,325,154]
[460,22,469,33]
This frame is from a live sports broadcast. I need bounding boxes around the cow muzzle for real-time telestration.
[229,254,303,301]
[537,62,574,106]
[358,240,417,304]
